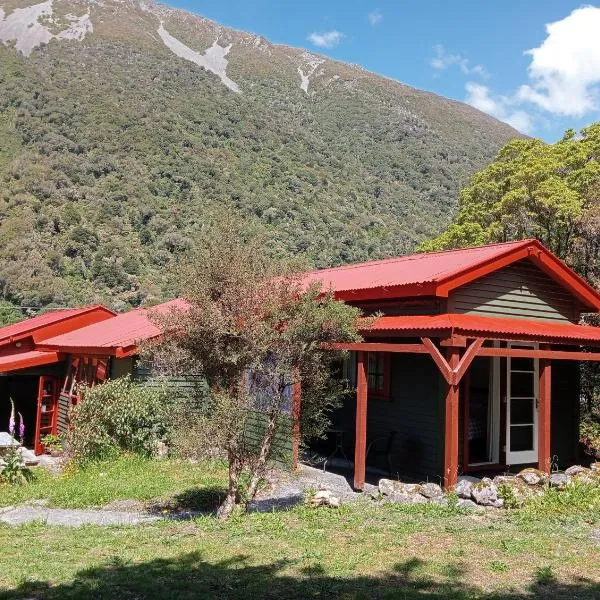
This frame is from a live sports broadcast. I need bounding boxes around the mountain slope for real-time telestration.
[0,0,521,309]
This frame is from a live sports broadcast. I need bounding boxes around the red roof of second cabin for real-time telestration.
[299,239,600,310]
[0,350,64,373]
[38,299,188,356]
[364,313,600,346]
[0,305,116,345]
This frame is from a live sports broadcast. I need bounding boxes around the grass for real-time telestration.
[0,457,599,599]
[0,455,227,511]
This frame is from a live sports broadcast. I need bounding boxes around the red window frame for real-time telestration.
[367,352,391,400]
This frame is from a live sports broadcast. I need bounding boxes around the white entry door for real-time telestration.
[506,343,539,465]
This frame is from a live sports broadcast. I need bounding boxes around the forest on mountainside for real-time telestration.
[0,0,519,314]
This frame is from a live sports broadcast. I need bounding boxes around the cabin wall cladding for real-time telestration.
[57,394,70,435]
[448,259,579,322]
[136,367,294,466]
[368,353,445,482]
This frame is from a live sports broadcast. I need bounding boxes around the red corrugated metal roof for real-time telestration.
[365,313,600,345]
[301,240,533,294]
[299,239,600,310]
[0,350,63,373]
[0,305,115,345]
[38,299,188,355]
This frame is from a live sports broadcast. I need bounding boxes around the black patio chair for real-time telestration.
[366,430,398,477]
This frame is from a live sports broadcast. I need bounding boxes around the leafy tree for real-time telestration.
[422,124,600,420]
[421,124,600,289]
[149,214,362,518]
[0,301,24,326]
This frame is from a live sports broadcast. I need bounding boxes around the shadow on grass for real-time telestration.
[1,551,598,600]
[149,486,227,516]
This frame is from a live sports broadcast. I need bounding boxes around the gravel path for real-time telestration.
[0,504,160,527]
[0,465,377,525]
[248,464,377,512]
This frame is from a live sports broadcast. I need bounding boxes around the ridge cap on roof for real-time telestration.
[303,239,535,278]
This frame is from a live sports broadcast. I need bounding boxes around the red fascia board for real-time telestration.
[528,250,600,311]
[37,344,118,357]
[435,240,600,311]
[435,245,531,297]
[0,351,64,373]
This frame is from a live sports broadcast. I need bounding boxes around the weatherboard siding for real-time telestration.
[330,352,445,482]
[448,260,578,322]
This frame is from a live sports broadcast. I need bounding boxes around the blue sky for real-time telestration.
[168,1,600,142]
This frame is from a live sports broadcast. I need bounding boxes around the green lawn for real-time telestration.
[0,457,599,599]
[0,456,227,511]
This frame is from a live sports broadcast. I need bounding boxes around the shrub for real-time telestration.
[66,376,170,464]
[0,448,34,485]
[580,412,600,459]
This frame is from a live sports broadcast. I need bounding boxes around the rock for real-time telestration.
[154,441,168,459]
[0,432,19,451]
[571,469,598,484]
[590,462,600,473]
[419,482,443,499]
[328,496,341,508]
[378,479,422,496]
[549,472,569,488]
[378,479,397,496]
[313,490,332,500]
[456,499,480,510]
[17,447,39,466]
[309,489,341,508]
[454,479,473,499]
[493,475,517,486]
[487,498,504,509]
[457,475,481,484]
[387,493,428,505]
[516,468,548,486]
[470,478,498,506]
[565,465,587,477]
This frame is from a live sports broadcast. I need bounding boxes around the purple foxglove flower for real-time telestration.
[18,412,25,441]
[8,399,15,437]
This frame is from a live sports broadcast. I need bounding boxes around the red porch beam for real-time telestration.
[538,351,551,474]
[478,347,600,362]
[354,351,368,490]
[422,337,454,385]
[444,347,460,490]
[454,338,485,384]
[330,342,429,354]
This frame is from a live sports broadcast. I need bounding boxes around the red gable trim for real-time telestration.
[0,305,116,346]
[434,240,600,312]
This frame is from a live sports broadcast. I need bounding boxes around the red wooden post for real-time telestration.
[354,351,368,490]
[444,346,460,490]
[291,379,301,471]
[538,354,552,474]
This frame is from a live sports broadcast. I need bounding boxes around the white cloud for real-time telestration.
[430,44,489,78]
[368,9,383,26]
[465,82,534,134]
[307,30,344,49]
[516,6,600,117]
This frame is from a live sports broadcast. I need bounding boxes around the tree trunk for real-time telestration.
[246,410,279,503]
[217,452,242,520]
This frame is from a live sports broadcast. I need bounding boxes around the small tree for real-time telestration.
[150,215,362,518]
